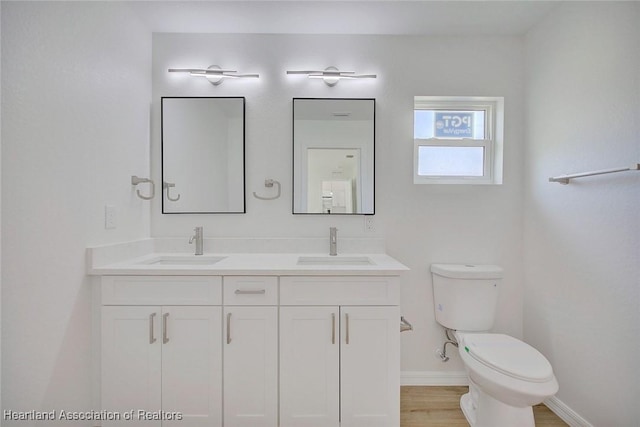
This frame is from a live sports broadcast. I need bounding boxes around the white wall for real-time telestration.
[0,0,3,412]
[524,2,640,425]
[1,1,151,417]
[2,3,636,424]
[152,33,526,379]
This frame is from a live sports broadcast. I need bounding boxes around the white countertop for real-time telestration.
[89,252,409,276]
[86,238,409,276]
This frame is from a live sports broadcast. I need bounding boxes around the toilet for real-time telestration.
[431,264,558,427]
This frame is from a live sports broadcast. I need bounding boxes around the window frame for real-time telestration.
[413,96,503,185]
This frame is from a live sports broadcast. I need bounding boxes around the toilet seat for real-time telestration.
[458,332,559,409]
[461,334,554,383]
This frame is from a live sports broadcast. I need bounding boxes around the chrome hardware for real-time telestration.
[345,313,350,344]
[253,179,282,200]
[163,181,181,202]
[189,226,204,255]
[329,227,338,256]
[549,163,639,184]
[226,312,232,344]
[131,176,155,200]
[331,313,336,344]
[162,313,170,344]
[234,289,266,295]
[437,328,459,362]
[400,316,413,333]
[149,313,157,344]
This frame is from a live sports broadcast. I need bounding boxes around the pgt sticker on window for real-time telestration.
[434,112,473,138]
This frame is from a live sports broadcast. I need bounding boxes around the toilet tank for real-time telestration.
[430,264,502,331]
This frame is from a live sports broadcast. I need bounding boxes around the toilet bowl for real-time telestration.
[456,332,558,427]
[430,264,559,427]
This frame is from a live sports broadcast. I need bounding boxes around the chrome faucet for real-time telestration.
[329,227,338,256]
[189,226,204,255]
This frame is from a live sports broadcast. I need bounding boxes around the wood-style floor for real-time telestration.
[401,386,568,427]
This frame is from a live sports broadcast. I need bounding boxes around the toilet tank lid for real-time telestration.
[431,264,503,279]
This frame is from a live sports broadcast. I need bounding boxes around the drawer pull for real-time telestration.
[162,313,170,344]
[345,313,350,345]
[149,313,157,344]
[331,313,336,345]
[226,312,232,344]
[234,289,266,295]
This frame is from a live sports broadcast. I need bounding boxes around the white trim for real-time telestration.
[543,396,594,427]
[401,370,469,386]
[413,96,504,185]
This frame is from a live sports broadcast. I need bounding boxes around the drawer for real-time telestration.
[280,276,399,306]
[101,276,222,305]
[224,276,278,305]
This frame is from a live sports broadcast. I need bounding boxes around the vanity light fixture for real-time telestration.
[286,66,377,87]
[168,65,259,86]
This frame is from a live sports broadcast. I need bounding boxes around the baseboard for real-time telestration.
[544,396,594,427]
[401,370,468,386]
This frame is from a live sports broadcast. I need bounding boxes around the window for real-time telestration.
[414,96,503,184]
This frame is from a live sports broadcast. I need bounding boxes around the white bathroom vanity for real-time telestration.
[88,239,408,427]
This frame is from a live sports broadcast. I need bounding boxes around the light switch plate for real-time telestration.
[105,205,116,229]
[364,216,375,232]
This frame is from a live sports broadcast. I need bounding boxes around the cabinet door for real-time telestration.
[340,306,400,427]
[280,306,340,427]
[223,306,278,427]
[161,306,222,427]
[101,306,162,427]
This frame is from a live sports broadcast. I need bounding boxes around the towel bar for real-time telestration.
[549,163,639,184]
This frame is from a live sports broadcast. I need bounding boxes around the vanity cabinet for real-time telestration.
[339,306,400,427]
[280,306,340,426]
[101,305,222,426]
[223,277,278,427]
[100,276,223,426]
[279,276,400,427]
[99,273,400,427]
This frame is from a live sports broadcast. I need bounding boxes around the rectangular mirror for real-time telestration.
[293,98,375,214]
[161,97,245,214]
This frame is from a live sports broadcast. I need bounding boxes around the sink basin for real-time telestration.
[140,255,227,266]
[296,256,375,266]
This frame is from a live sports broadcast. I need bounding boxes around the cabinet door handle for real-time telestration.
[149,313,157,344]
[345,313,350,345]
[234,289,266,295]
[226,312,232,344]
[331,313,336,344]
[162,313,170,344]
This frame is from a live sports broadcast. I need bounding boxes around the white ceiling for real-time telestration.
[129,1,559,36]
